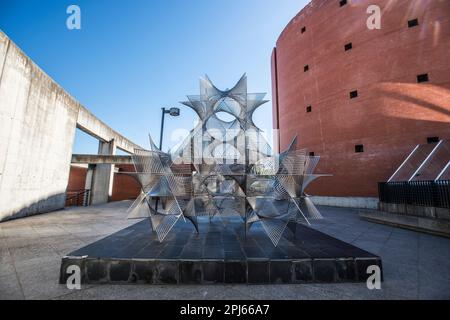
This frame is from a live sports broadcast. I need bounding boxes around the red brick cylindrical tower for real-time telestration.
[271,0,450,199]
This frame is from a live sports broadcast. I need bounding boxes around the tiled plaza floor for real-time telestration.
[1,201,449,299]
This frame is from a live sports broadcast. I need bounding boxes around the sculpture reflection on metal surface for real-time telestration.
[127,75,329,246]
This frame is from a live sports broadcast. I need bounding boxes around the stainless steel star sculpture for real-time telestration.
[126,74,329,246]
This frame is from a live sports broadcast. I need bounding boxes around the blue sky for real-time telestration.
[0,0,307,154]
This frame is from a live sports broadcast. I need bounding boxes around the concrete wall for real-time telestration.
[77,106,141,154]
[91,140,116,205]
[0,30,141,222]
[378,202,450,221]
[71,154,133,164]
[0,31,79,221]
[311,196,378,210]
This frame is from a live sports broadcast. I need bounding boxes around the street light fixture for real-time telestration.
[168,107,180,117]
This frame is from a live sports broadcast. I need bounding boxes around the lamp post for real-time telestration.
[156,107,180,212]
[159,107,180,150]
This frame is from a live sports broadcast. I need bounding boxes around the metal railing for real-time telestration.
[378,180,450,209]
[66,189,91,207]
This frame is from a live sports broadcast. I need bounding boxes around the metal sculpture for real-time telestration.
[127,75,329,246]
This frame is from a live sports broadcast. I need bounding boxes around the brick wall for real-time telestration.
[67,164,140,203]
[272,0,450,197]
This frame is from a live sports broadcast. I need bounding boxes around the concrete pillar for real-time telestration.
[83,164,95,205]
[90,139,116,205]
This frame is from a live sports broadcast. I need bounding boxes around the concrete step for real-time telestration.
[359,209,450,238]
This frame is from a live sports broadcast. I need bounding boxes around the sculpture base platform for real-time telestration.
[59,217,382,284]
